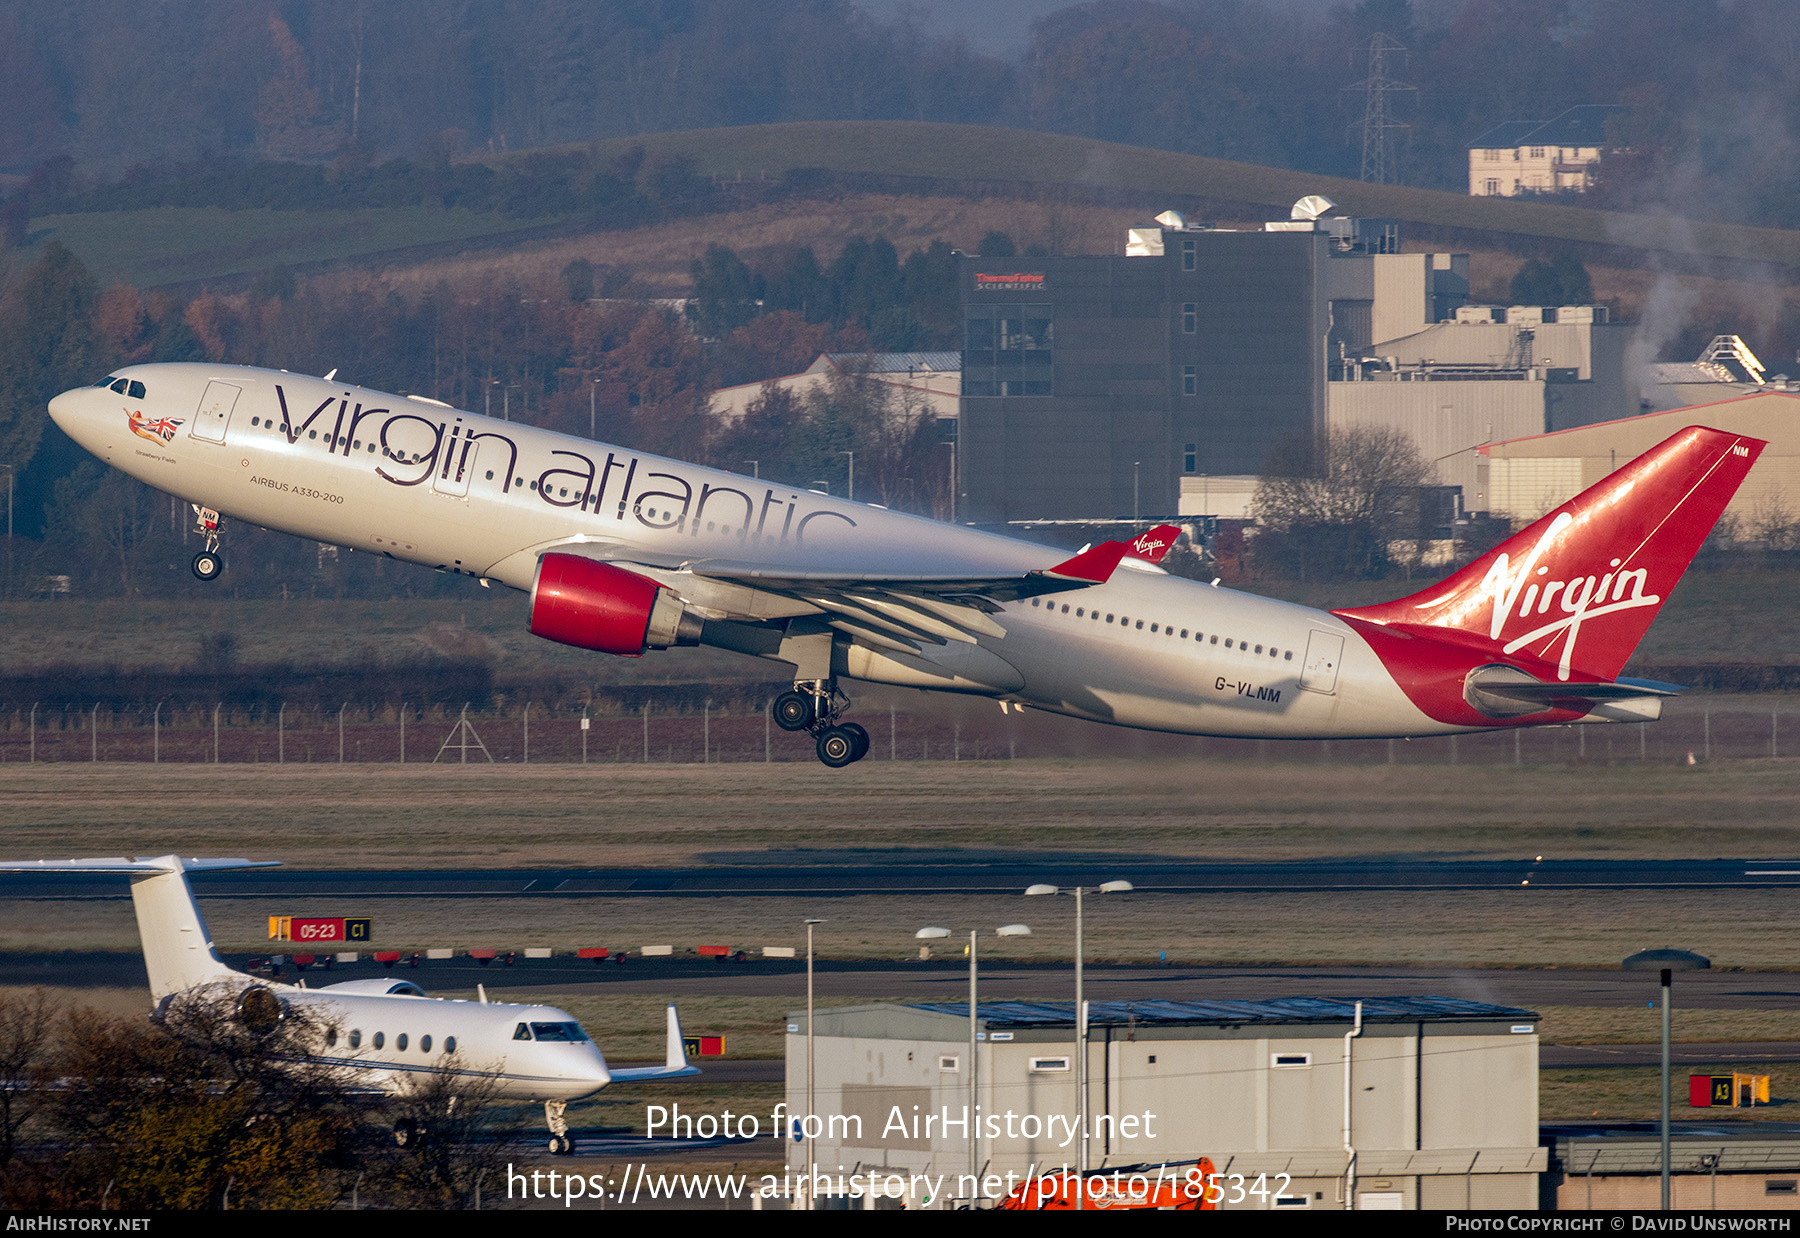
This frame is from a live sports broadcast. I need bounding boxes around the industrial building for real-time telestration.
[784,996,1544,1210]
[959,201,1634,524]
[1546,1124,1800,1210]
[709,351,960,424]
[1482,390,1800,523]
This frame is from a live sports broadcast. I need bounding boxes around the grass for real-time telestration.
[9,758,1800,869]
[1543,1064,1800,1123]
[27,206,570,288]
[568,121,1800,271]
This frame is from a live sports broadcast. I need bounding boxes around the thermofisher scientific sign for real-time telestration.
[972,272,1047,291]
[268,916,372,943]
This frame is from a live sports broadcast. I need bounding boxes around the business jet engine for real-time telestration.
[528,553,703,656]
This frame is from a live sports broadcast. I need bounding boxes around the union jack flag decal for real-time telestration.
[128,410,184,444]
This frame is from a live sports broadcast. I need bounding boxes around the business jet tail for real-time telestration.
[0,856,278,1001]
[609,1003,701,1082]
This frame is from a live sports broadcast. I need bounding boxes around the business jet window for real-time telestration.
[531,1022,589,1041]
[325,1028,337,1048]
[349,1030,362,1049]
[421,1035,432,1053]
[372,1032,385,1049]
[397,1033,409,1051]
[445,1036,457,1054]
[514,1023,533,1041]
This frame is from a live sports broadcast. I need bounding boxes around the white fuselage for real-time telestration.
[52,363,1486,740]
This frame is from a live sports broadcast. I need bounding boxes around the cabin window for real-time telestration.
[309,430,317,439]
[486,471,494,480]
[1106,614,1115,623]
[372,1031,385,1049]
[396,1033,408,1051]
[349,1030,361,1049]
[1285,651,1294,660]
[1135,620,1143,630]
[421,1035,432,1053]
[251,417,261,427]
[1181,629,1188,638]
[1270,647,1279,657]
[1032,598,1040,607]
[325,1028,337,1048]
[1061,604,1070,614]
[1255,645,1263,654]
[445,1036,457,1054]
[1225,639,1233,648]
[1150,623,1158,632]
[1075,608,1084,617]
[513,1023,533,1041]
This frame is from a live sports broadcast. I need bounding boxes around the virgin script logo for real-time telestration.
[1423,511,1662,680]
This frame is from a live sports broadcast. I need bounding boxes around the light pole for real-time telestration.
[744,460,759,479]
[917,923,1031,1194]
[1623,948,1710,1210]
[590,378,601,439]
[1026,880,1132,1208]
[943,441,957,522]
[840,450,855,502]
[804,917,826,1210]
[1133,460,1141,522]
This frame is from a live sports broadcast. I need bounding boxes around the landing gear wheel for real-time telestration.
[816,725,860,768]
[548,1134,573,1155]
[842,722,870,762]
[392,1119,419,1148]
[772,690,815,732]
[191,550,223,581]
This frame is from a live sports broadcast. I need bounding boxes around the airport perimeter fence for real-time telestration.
[0,695,1795,766]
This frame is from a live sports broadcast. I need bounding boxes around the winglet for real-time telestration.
[1042,524,1184,583]
[1126,524,1182,564]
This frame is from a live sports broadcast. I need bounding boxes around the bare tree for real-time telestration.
[1251,425,1430,581]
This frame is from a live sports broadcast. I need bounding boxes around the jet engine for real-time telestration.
[529,552,703,656]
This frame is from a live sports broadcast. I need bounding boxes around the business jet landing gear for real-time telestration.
[772,681,870,767]
[392,1117,423,1148]
[190,505,224,581]
[545,1099,574,1155]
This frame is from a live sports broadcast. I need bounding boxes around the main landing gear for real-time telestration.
[190,505,224,581]
[772,680,870,768]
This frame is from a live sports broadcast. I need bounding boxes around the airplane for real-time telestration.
[48,364,1765,763]
[0,854,697,1154]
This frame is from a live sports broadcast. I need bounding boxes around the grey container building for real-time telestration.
[783,995,1544,1210]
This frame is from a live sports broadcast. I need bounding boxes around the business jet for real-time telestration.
[49,364,1763,762]
[0,854,696,1154]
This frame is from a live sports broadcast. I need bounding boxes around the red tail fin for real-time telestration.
[1335,426,1763,681]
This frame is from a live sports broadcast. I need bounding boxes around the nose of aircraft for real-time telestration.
[47,385,86,434]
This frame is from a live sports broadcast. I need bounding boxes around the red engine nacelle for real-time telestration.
[528,553,701,656]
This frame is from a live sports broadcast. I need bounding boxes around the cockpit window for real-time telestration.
[530,1022,588,1042]
[95,376,119,387]
[128,380,146,400]
[513,1022,532,1041]
[109,379,128,394]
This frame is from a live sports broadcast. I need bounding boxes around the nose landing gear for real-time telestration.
[772,680,871,767]
[190,505,224,581]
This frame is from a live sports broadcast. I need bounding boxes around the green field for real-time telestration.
[28,205,569,288]
[572,121,1800,271]
[26,121,1800,290]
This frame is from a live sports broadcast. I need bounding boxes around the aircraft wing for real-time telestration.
[608,1004,701,1083]
[672,524,1184,653]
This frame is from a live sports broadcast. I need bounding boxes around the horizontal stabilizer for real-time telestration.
[1464,664,1684,720]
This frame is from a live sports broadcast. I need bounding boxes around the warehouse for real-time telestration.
[783,996,1544,1210]
[1482,391,1800,523]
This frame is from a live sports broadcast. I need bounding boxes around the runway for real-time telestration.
[2,855,1798,899]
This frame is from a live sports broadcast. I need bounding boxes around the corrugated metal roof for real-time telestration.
[908,995,1536,1029]
[825,351,961,374]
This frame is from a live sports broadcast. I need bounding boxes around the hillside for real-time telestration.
[26,122,1800,292]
